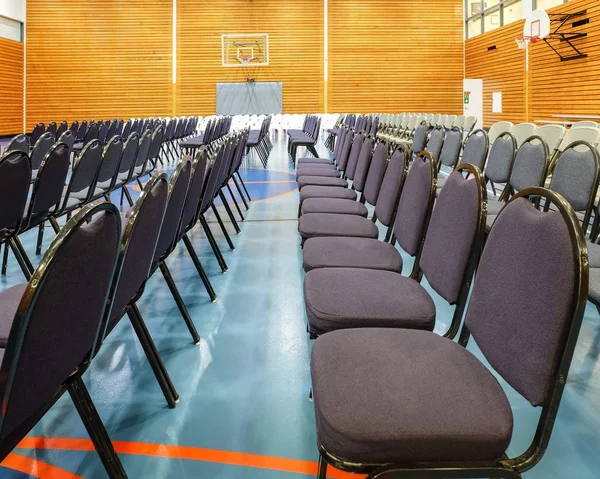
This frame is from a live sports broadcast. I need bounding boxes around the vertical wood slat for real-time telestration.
[327,0,464,114]
[177,0,323,116]
[25,0,172,130]
[0,38,24,136]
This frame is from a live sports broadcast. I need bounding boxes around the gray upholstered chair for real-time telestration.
[425,125,445,161]
[484,132,517,197]
[438,128,488,190]
[311,187,587,479]
[4,134,29,155]
[304,164,486,340]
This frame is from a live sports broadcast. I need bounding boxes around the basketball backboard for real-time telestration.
[222,34,269,67]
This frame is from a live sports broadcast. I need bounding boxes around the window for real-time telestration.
[468,17,483,38]
[484,10,501,32]
[503,0,523,25]
[536,0,564,11]
[0,16,22,42]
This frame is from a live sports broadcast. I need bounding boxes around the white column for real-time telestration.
[172,0,177,84]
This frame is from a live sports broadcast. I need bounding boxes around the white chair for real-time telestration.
[488,121,514,145]
[444,115,457,129]
[558,126,600,152]
[453,115,465,128]
[571,121,599,129]
[463,116,477,133]
[535,124,566,155]
[511,123,538,148]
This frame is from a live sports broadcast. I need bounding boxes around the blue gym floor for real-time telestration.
[0,135,599,478]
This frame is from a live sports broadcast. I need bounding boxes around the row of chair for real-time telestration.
[377,112,477,143]
[293,124,588,479]
[287,115,322,164]
[246,114,273,167]
[179,116,232,157]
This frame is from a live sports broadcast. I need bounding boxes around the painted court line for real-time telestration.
[13,437,365,478]
[2,452,82,479]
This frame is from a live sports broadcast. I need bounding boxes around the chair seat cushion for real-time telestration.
[301,198,367,217]
[304,267,435,335]
[300,186,357,203]
[587,241,600,268]
[303,237,402,273]
[311,328,514,464]
[297,158,334,165]
[296,166,339,179]
[0,284,28,347]
[299,214,379,241]
[588,268,600,303]
[298,176,348,190]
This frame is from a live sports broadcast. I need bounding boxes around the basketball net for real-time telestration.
[516,36,538,49]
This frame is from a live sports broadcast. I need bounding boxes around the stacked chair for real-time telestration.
[180,116,231,157]
[246,114,273,167]
[287,115,322,164]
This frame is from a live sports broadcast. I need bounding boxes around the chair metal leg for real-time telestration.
[226,184,245,221]
[136,178,144,189]
[122,186,134,207]
[36,222,45,255]
[69,377,128,479]
[317,454,328,479]
[183,234,217,301]
[1,242,8,275]
[127,304,179,408]
[211,203,236,250]
[10,237,34,279]
[236,172,252,201]
[232,175,250,209]
[199,215,228,273]
[158,260,201,345]
[218,191,241,234]
[50,217,61,233]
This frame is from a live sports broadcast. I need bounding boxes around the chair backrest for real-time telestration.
[425,126,445,161]
[46,122,57,136]
[69,120,79,135]
[464,188,586,409]
[179,151,210,237]
[199,146,226,214]
[0,151,31,237]
[438,127,462,167]
[410,122,428,154]
[344,133,365,180]
[30,123,45,146]
[488,121,514,144]
[485,132,517,184]
[549,140,599,214]
[57,130,76,151]
[336,130,353,172]
[97,121,111,144]
[62,140,103,208]
[463,116,477,133]
[536,124,566,154]
[76,120,88,141]
[419,164,486,304]
[393,152,437,257]
[147,125,165,162]
[444,115,457,129]
[453,115,465,128]
[83,122,99,144]
[154,159,192,262]
[558,126,600,152]
[106,119,118,140]
[31,132,55,171]
[122,120,133,139]
[362,141,388,206]
[56,121,68,139]
[117,131,140,179]
[24,143,71,230]
[5,134,29,154]
[133,129,153,169]
[96,135,124,187]
[461,129,489,171]
[107,175,169,330]
[352,137,375,192]
[571,120,598,129]
[374,149,408,228]
[0,201,121,442]
[512,123,537,148]
[508,135,550,194]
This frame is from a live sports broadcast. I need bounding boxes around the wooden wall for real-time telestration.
[327,0,464,114]
[465,0,599,126]
[465,21,526,126]
[0,38,24,135]
[26,0,172,130]
[177,0,323,116]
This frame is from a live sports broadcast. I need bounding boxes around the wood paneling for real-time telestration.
[465,0,600,126]
[465,21,526,126]
[327,0,464,114]
[0,38,24,136]
[177,0,323,115]
[529,0,600,120]
[26,0,172,130]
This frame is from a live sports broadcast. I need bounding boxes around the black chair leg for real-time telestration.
[50,217,61,234]
[158,260,201,345]
[236,172,252,201]
[218,191,241,234]
[127,304,179,408]
[226,184,245,221]
[317,455,327,479]
[36,222,45,255]
[122,186,134,207]
[307,144,319,158]
[10,237,34,279]
[199,215,228,272]
[183,234,217,301]
[211,203,236,250]
[69,377,128,479]
[1,242,8,275]
[232,175,250,209]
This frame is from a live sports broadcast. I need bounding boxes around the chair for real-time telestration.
[69,120,79,135]
[438,129,488,189]
[101,174,175,407]
[485,135,550,230]
[97,120,110,144]
[436,126,462,174]
[92,136,124,199]
[46,121,57,137]
[0,151,32,279]
[29,122,45,147]
[484,132,517,197]
[463,115,477,134]
[511,122,537,147]
[57,129,76,151]
[76,120,88,142]
[4,134,29,154]
[425,126,445,161]
[571,120,598,129]
[311,187,587,479]
[304,164,486,340]
[130,128,160,186]
[488,121,514,144]
[30,132,55,179]
[0,201,125,478]
[536,124,566,158]
[556,126,600,154]
[56,120,68,139]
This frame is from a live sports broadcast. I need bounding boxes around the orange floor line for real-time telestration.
[16,437,364,478]
[1,452,83,479]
